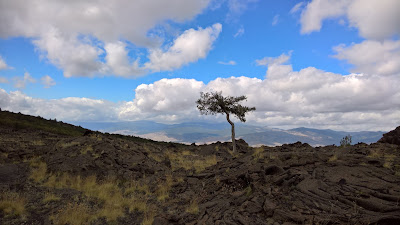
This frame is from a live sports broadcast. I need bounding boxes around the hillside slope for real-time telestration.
[1,111,400,225]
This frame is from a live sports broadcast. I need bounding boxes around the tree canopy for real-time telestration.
[196,92,255,122]
[196,91,256,153]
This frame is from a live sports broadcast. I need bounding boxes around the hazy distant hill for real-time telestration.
[74,121,385,146]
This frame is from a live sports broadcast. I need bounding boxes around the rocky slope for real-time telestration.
[0,110,399,225]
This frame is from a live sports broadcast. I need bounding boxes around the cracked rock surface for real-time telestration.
[1,114,399,225]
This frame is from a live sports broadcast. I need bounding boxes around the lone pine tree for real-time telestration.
[196,91,256,153]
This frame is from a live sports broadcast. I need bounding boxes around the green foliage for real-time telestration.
[196,91,255,122]
[340,135,352,147]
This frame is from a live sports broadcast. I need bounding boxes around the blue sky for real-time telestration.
[0,0,399,131]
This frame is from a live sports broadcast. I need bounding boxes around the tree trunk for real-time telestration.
[226,113,236,153]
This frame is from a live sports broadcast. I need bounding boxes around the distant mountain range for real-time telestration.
[72,121,386,146]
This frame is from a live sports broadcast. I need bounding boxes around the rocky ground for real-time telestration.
[0,111,400,225]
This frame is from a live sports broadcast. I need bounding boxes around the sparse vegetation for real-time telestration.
[0,110,87,136]
[253,146,264,160]
[43,173,152,223]
[340,135,352,147]
[1,110,399,225]
[50,202,94,225]
[43,192,61,203]
[186,199,199,214]
[165,149,219,172]
[328,154,338,162]
[29,159,48,183]
[0,192,26,218]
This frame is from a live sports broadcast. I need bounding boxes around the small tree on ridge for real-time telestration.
[196,91,256,153]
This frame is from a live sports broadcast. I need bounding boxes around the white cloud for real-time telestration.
[0,56,12,70]
[0,77,8,83]
[41,75,56,88]
[290,2,304,14]
[1,52,398,131]
[255,51,292,66]
[299,0,400,40]
[119,78,205,121]
[272,15,280,26]
[334,40,400,76]
[347,0,400,40]
[104,41,144,77]
[300,0,348,34]
[0,88,118,122]
[13,72,36,89]
[218,60,237,65]
[0,0,212,77]
[145,23,222,72]
[234,27,245,38]
[33,28,104,78]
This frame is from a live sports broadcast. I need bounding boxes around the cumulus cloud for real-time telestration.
[33,28,104,77]
[104,41,144,77]
[218,60,237,65]
[13,72,36,89]
[119,52,400,131]
[0,88,118,122]
[347,0,400,40]
[41,75,56,88]
[145,23,222,72]
[119,78,205,121]
[0,0,212,77]
[1,51,398,131]
[334,40,400,76]
[299,0,400,40]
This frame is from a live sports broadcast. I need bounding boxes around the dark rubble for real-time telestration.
[1,118,400,225]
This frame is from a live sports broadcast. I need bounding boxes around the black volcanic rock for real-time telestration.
[378,126,400,145]
[1,111,400,225]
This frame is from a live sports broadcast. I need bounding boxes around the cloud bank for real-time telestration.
[1,52,398,131]
[0,0,216,77]
[299,0,400,40]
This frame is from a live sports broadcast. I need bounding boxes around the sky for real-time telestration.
[0,0,399,132]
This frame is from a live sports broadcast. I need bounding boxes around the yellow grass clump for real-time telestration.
[43,192,61,203]
[186,199,199,214]
[45,173,152,223]
[0,192,26,218]
[29,159,47,183]
[50,202,94,225]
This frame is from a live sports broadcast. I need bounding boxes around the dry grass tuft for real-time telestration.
[29,159,47,183]
[32,140,45,146]
[60,141,80,148]
[43,192,61,203]
[141,210,155,225]
[80,145,93,154]
[186,199,199,214]
[252,147,264,160]
[45,173,152,223]
[368,149,382,158]
[0,192,26,217]
[156,174,173,201]
[165,150,218,173]
[328,154,338,162]
[50,202,94,225]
